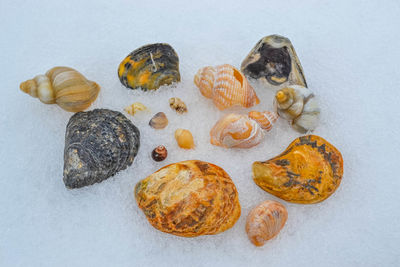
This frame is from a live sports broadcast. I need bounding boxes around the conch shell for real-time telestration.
[274,85,320,133]
[135,160,241,237]
[20,66,100,112]
[246,200,288,246]
[241,34,307,88]
[252,135,343,204]
[194,64,260,110]
[210,111,278,148]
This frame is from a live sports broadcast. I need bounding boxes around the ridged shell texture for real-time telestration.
[20,66,100,112]
[63,109,140,188]
[135,160,241,237]
[194,64,260,110]
[246,200,288,246]
[210,111,278,148]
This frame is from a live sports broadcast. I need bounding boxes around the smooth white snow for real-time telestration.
[0,0,399,266]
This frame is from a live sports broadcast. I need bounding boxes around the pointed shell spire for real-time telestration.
[274,85,320,133]
[20,66,100,112]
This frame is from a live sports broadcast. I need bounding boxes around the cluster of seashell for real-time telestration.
[241,34,320,133]
[210,111,278,149]
[19,35,344,247]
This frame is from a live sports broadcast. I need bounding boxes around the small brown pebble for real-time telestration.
[151,146,168,162]
[169,97,187,114]
[149,112,168,129]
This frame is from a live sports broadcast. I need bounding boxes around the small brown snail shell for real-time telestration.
[20,66,100,112]
[246,200,288,247]
[149,112,168,129]
[169,97,187,114]
[151,146,167,162]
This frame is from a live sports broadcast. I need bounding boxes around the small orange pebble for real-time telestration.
[246,200,288,247]
[175,129,195,149]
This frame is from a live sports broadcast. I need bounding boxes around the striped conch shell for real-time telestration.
[210,111,278,149]
[274,85,320,133]
[194,64,260,110]
[20,67,100,112]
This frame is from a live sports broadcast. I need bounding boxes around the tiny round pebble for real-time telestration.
[151,146,168,162]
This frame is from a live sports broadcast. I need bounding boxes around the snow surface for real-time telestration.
[1,0,399,266]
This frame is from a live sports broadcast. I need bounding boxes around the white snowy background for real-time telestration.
[0,0,399,266]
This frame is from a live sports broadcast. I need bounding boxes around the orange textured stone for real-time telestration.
[135,160,241,237]
[246,200,288,246]
[252,135,343,204]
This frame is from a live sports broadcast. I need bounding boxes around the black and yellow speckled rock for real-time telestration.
[118,43,180,90]
[241,35,307,88]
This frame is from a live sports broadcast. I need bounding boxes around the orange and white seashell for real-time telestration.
[210,111,278,149]
[194,64,260,110]
[210,113,264,148]
[246,200,288,246]
[248,111,279,131]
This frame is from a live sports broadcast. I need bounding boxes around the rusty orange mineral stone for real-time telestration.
[252,135,343,204]
[134,160,241,237]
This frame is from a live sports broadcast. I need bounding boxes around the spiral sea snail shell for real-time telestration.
[20,66,100,112]
[194,64,260,110]
[274,85,320,133]
[210,111,278,149]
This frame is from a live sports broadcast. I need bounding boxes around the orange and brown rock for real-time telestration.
[135,160,241,237]
[252,135,343,204]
